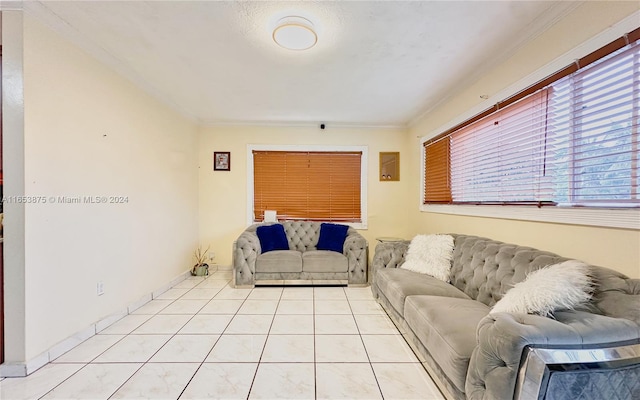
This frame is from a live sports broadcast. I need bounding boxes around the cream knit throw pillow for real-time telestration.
[400,234,454,282]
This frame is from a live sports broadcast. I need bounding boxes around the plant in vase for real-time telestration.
[191,245,211,276]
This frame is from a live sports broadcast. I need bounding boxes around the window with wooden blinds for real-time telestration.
[423,26,640,208]
[253,151,362,222]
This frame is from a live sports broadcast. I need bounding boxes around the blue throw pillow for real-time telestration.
[256,224,289,253]
[317,223,350,253]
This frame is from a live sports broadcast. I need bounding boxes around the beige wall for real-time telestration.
[198,125,411,267]
[16,15,199,360]
[408,1,640,278]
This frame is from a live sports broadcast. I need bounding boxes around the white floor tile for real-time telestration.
[195,279,229,289]
[0,364,83,400]
[150,335,219,362]
[93,335,171,363]
[372,363,445,400]
[276,300,313,314]
[247,287,283,300]
[98,314,152,334]
[362,335,418,362]
[111,363,199,400]
[348,300,384,314]
[214,287,251,300]
[184,276,207,282]
[130,300,173,315]
[315,314,359,334]
[158,299,208,314]
[155,288,190,300]
[225,314,273,334]
[41,363,141,400]
[354,314,399,334]
[315,300,352,314]
[316,363,382,399]
[178,314,233,334]
[205,335,267,363]
[198,299,244,314]
[314,287,347,300]
[249,363,315,399]
[2,283,446,400]
[344,287,376,300]
[132,314,192,334]
[261,335,314,362]
[180,363,257,400]
[53,335,124,363]
[171,279,201,289]
[281,287,314,300]
[315,335,369,363]
[179,288,222,300]
[237,300,279,314]
[269,314,314,334]
[208,271,232,280]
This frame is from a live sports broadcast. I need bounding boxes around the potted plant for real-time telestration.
[191,245,210,276]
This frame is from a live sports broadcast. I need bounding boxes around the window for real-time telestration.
[549,45,639,206]
[424,28,640,209]
[251,149,364,224]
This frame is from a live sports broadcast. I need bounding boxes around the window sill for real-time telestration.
[420,204,639,230]
[249,220,368,230]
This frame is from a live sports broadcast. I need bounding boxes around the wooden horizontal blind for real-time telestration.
[253,151,362,222]
[423,138,451,203]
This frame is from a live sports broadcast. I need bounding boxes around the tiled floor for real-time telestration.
[0,270,444,400]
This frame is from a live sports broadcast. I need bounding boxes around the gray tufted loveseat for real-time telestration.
[233,221,368,287]
[372,234,640,400]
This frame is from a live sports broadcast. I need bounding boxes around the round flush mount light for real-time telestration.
[272,16,317,51]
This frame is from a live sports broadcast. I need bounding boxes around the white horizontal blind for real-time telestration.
[438,39,640,208]
[450,90,551,204]
[548,41,640,206]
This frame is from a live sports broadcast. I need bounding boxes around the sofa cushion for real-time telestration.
[302,250,348,273]
[375,268,470,317]
[256,224,289,253]
[317,223,350,253]
[256,250,302,273]
[404,295,490,393]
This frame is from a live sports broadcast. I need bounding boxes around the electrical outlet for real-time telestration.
[209,252,216,261]
[97,281,105,296]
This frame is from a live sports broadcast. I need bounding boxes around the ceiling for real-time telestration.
[26,1,580,128]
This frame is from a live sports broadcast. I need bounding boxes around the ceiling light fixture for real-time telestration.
[272,16,317,51]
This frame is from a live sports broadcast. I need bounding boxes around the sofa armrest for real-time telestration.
[466,311,640,400]
[372,241,409,272]
[233,231,261,287]
[344,231,368,285]
[592,269,640,325]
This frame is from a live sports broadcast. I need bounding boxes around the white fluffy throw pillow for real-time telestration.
[400,234,454,282]
[490,260,593,317]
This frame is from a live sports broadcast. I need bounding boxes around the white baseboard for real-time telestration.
[0,269,192,377]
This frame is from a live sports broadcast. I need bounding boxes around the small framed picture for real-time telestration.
[214,152,231,171]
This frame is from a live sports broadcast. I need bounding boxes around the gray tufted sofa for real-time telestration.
[372,234,640,400]
[233,221,368,287]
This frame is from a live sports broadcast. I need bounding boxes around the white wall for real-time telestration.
[198,125,411,267]
[407,1,640,278]
[6,15,199,361]
[2,10,27,365]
